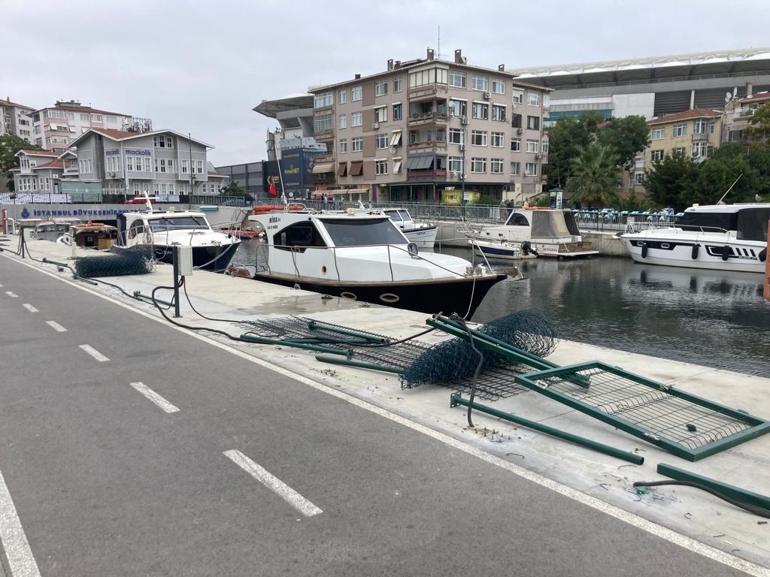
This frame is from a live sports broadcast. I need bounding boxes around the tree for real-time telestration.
[747,102,770,144]
[565,142,621,207]
[546,116,596,188]
[219,181,250,198]
[596,115,650,169]
[0,133,40,191]
[644,152,699,210]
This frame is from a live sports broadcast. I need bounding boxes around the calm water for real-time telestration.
[233,241,770,377]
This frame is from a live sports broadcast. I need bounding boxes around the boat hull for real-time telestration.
[470,241,537,261]
[251,272,508,317]
[623,237,766,273]
[402,225,438,248]
[115,242,240,273]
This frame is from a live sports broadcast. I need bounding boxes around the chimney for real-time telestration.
[454,49,463,64]
[498,64,505,72]
[394,60,401,69]
[427,48,434,61]
[355,73,361,79]
[747,82,753,97]
[387,59,394,71]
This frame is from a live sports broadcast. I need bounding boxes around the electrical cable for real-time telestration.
[451,314,484,428]
[632,480,770,518]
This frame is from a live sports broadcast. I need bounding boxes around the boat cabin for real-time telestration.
[676,204,770,241]
[117,210,212,245]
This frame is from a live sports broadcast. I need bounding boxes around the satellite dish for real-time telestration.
[725,91,732,103]
[389,146,397,154]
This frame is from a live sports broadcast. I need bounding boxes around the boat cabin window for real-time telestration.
[396,209,412,222]
[148,216,209,232]
[383,209,402,222]
[676,211,737,232]
[274,220,327,251]
[505,212,529,227]
[322,218,407,247]
[737,208,770,241]
[128,220,145,239]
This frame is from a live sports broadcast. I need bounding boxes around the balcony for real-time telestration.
[407,168,447,181]
[691,132,711,142]
[408,139,447,152]
[408,84,449,100]
[407,111,448,127]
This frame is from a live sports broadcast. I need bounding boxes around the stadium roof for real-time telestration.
[512,48,770,89]
[253,94,313,118]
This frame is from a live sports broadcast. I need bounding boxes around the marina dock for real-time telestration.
[1,237,769,576]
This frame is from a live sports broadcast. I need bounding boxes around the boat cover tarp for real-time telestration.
[532,212,572,238]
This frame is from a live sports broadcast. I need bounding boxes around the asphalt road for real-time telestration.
[0,254,756,577]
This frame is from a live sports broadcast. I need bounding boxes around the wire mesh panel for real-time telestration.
[516,362,770,461]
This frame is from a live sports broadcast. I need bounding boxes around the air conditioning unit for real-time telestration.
[373,122,380,129]
[459,144,465,152]
[483,92,491,100]
[461,116,469,125]
[516,128,523,135]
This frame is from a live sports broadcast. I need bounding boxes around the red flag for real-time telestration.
[268,180,277,197]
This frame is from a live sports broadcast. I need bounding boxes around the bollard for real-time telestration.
[1,208,7,235]
[765,221,770,302]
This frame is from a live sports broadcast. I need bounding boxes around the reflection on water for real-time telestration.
[450,249,770,377]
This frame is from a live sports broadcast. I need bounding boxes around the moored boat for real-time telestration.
[469,238,538,261]
[382,207,438,248]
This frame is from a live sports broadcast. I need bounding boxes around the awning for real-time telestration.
[405,155,433,170]
[337,162,348,177]
[393,160,402,174]
[349,160,363,176]
[390,130,402,147]
[312,162,335,174]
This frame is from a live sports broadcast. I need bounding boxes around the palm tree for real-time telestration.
[566,142,621,207]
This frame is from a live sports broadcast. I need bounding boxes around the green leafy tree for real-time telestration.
[596,115,650,169]
[219,181,251,198]
[546,116,596,188]
[747,102,770,144]
[565,142,621,207]
[644,151,699,210]
[0,134,40,191]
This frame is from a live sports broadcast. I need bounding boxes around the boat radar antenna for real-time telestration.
[717,173,743,204]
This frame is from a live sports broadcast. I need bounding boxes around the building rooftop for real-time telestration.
[16,149,59,157]
[1,97,34,110]
[648,108,722,125]
[33,100,130,117]
[34,159,65,170]
[69,128,213,149]
[253,94,314,118]
[739,91,770,104]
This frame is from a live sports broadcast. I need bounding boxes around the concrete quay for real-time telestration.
[0,237,768,576]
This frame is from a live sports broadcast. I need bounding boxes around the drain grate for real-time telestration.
[516,362,770,461]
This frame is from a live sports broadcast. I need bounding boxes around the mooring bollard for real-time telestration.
[1,208,7,235]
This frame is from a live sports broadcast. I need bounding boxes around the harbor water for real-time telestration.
[233,241,770,378]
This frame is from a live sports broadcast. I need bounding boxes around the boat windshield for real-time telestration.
[397,209,412,222]
[737,207,770,241]
[148,216,209,232]
[322,218,407,247]
[383,209,403,222]
[676,211,737,232]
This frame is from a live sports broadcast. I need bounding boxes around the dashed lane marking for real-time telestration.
[129,382,180,414]
[45,321,67,333]
[0,468,42,577]
[22,304,38,313]
[78,344,109,362]
[5,291,18,298]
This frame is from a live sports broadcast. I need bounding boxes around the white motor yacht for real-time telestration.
[464,208,598,258]
[622,203,769,273]
[382,207,438,248]
[246,207,507,316]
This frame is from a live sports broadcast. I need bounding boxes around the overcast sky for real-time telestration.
[3,0,769,165]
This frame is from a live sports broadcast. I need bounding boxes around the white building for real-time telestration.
[0,97,35,142]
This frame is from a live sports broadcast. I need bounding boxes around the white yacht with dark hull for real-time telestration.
[382,208,438,248]
[622,204,769,273]
[246,209,507,316]
[464,208,598,258]
[114,202,240,272]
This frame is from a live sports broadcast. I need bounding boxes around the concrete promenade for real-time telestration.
[0,238,768,576]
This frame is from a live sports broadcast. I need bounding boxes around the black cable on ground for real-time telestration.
[632,480,770,518]
[453,314,484,428]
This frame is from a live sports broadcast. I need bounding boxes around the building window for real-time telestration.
[393,103,403,121]
[159,159,167,173]
[376,133,388,149]
[635,173,644,184]
[165,136,173,148]
[375,81,388,97]
[408,67,448,88]
[126,156,134,172]
[672,123,687,137]
[527,116,540,130]
[351,112,362,127]
[471,130,487,146]
[525,162,538,176]
[526,140,539,153]
[196,160,204,174]
[472,102,489,120]
[650,149,664,162]
[449,99,467,118]
[375,106,388,123]
[542,138,549,154]
[471,76,488,91]
[168,159,174,172]
[510,161,520,175]
[339,139,348,153]
[390,130,402,146]
[448,156,464,173]
[692,141,709,158]
[471,157,486,173]
[650,127,665,140]
[510,137,521,151]
[351,86,362,101]
[449,71,466,88]
[449,128,464,145]
[352,137,363,152]
[314,92,333,108]
[693,119,714,134]
[394,78,403,93]
[181,159,189,174]
[672,146,686,156]
[491,79,506,94]
[143,157,151,172]
[511,89,524,104]
[511,113,522,128]
[314,113,332,132]
[527,92,540,106]
[375,159,388,175]
[338,89,347,105]
[490,158,504,174]
[339,114,347,129]
[491,131,505,147]
[492,104,506,122]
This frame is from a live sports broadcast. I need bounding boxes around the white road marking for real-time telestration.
[130,382,180,413]
[224,450,323,517]
[5,290,18,298]
[0,468,42,577]
[22,304,38,313]
[79,344,109,362]
[45,321,67,333]
[6,254,769,577]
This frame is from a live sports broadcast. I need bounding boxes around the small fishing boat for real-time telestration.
[469,238,538,261]
[31,218,81,242]
[57,221,118,250]
[382,207,438,248]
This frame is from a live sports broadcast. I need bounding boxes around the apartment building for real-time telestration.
[0,97,35,142]
[645,109,722,171]
[308,49,550,203]
[30,100,151,153]
[722,91,770,144]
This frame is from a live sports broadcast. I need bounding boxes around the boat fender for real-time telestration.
[340,291,357,300]
[721,245,730,261]
[759,248,767,262]
[407,242,419,257]
[641,243,648,258]
[691,244,699,259]
[521,240,532,256]
[379,293,400,304]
